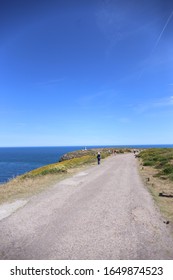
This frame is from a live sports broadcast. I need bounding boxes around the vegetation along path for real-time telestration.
[0,153,173,259]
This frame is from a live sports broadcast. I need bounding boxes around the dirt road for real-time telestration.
[0,153,173,259]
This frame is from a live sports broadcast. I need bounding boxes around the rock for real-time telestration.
[159,192,173,198]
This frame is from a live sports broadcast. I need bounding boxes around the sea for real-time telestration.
[0,145,173,184]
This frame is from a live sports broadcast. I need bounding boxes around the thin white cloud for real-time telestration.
[153,96,173,107]
[96,0,137,52]
[119,117,131,123]
[153,9,173,50]
[77,90,117,104]
[139,9,173,77]
[96,0,158,54]
[135,96,173,113]
[78,91,105,103]
[35,78,64,86]
[15,123,26,127]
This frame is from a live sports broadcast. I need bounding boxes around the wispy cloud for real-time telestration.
[77,91,105,103]
[77,89,117,104]
[15,123,26,127]
[96,0,138,53]
[135,96,173,113]
[119,117,131,123]
[139,9,173,79]
[96,0,158,55]
[35,78,64,87]
[153,9,173,51]
[153,96,173,107]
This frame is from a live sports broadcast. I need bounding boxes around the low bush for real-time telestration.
[139,148,173,181]
[21,155,96,179]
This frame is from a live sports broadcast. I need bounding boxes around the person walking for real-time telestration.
[97,152,101,165]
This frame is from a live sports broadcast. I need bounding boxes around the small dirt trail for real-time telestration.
[0,153,173,260]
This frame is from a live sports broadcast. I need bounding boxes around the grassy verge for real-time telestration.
[0,173,67,204]
[139,148,173,181]
[138,148,173,225]
[0,147,133,205]
[0,148,119,205]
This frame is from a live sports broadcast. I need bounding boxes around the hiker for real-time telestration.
[97,152,101,165]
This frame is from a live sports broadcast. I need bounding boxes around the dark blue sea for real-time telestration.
[0,145,173,184]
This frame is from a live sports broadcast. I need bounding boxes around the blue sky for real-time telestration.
[0,0,173,146]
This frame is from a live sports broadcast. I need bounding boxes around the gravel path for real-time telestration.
[0,153,173,260]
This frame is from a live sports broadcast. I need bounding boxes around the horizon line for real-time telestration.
[0,144,173,148]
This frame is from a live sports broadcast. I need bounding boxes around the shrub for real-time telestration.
[139,148,173,182]
[143,160,155,166]
[161,165,173,175]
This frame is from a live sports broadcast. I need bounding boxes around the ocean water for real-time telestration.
[0,146,82,184]
[0,145,173,184]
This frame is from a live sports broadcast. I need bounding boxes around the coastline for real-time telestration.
[1,145,173,184]
[0,147,117,204]
[0,148,118,220]
[0,147,173,234]
[1,152,173,259]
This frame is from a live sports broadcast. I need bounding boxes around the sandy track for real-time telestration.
[0,153,173,260]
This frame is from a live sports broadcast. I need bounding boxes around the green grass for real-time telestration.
[138,148,173,227]
[0,147,132,204]
[139,148,173,181]
[20,148,115,179]
[21,155,97,178]
[0,154,99,204]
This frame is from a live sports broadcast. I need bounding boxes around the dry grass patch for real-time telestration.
[0,148,131,205]
[0,154,99,205]
[138,153,173,231]
[0,173,68,204]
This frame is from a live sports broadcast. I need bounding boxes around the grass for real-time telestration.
[0,148,119,204]
[21,153,105,179]
[138,148,173,181]
[0,155,97,204]
[26,147,131,179]
[0,173,67,204]
[138,148,173,227]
